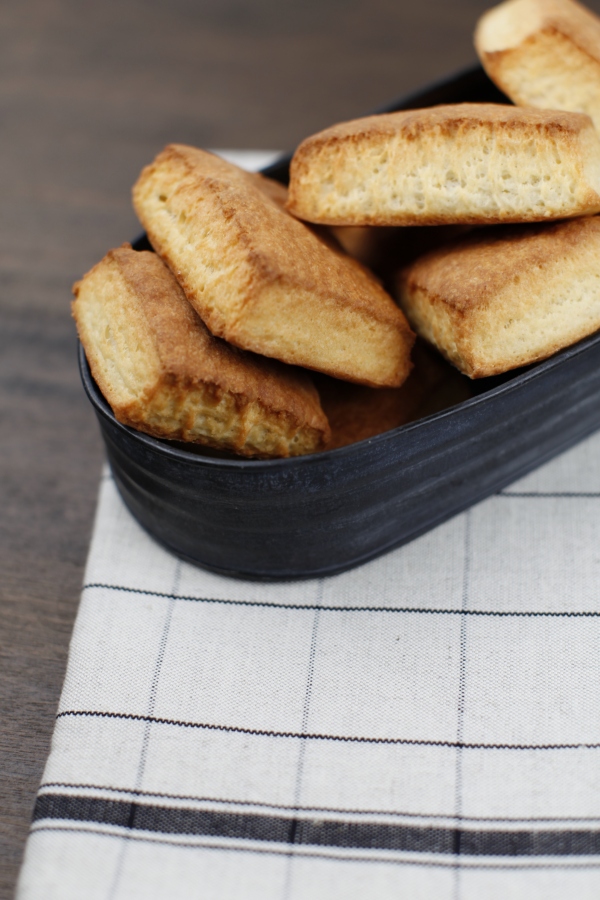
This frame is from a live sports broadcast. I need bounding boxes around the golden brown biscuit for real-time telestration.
[287,104,600,226]
[475,0,600,133]
[396,217,600,378]
[72,245,330,458]
[132,145,414,389]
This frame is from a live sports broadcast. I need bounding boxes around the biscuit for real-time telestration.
[132,145,414,389]
[72,245,330,458]
[396,217,600,378]
[287,104,600,226]
[475,0,600,133]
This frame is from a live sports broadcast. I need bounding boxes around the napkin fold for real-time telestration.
[15,152,600,899]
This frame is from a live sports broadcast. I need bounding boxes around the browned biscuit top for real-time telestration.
[400,216,600,312]
[132,145,413,388]
[135,144,404,327]
[291,103,596,154]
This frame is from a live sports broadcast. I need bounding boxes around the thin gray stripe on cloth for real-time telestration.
[283,579,324,900]
[107,559,182,900]
[453,510,471,900]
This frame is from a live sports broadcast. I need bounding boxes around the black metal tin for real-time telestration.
[79,65,600,579]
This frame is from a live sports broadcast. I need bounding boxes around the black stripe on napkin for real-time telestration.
[33,794,600,857]
[53,709,600,750]
[83,583,600,617]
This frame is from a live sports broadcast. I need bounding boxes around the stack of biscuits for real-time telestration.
[73,0,600,458]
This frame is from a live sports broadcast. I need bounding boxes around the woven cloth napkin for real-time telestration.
[16,155,600,900]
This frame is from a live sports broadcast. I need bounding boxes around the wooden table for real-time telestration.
[3,0,599,894]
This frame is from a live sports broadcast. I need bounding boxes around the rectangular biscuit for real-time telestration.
[72,246,330,458]
[475,0,600,134]
[132,145,414,389]
[287,104,600,226]
[395,217,600,378]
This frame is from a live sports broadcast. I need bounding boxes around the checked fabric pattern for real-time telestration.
[15,152,600,900]
[16,424,600,900]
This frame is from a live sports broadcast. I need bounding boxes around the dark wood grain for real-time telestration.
[2,0,600,895]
